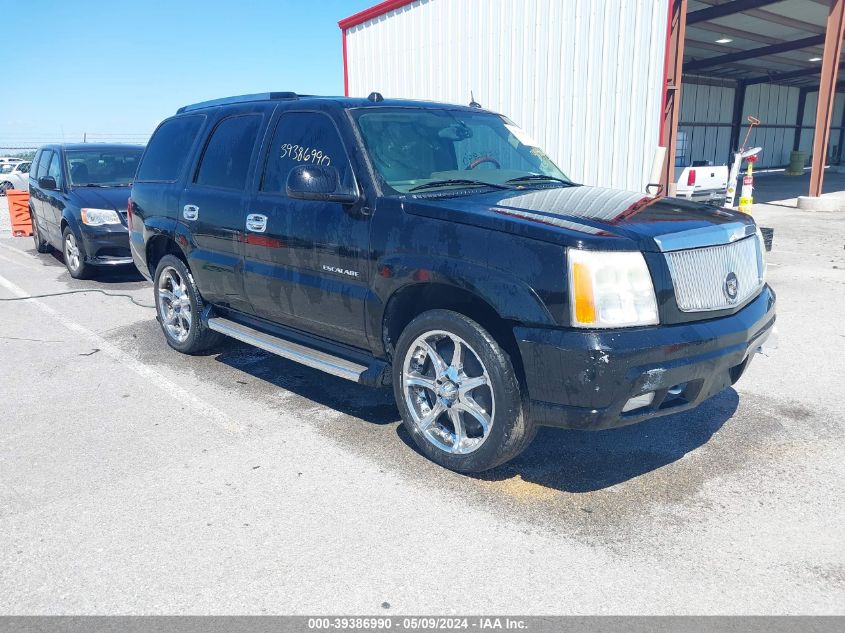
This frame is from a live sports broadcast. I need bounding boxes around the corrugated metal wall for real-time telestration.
[344,0,670,192]
[677,80,734,168]
[679,78,845,170]
[739,84,800,168]
[797,92,845,161]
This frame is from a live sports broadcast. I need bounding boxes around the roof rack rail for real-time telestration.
[176,92,301,114]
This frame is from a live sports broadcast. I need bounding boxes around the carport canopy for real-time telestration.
[661,0,845,197]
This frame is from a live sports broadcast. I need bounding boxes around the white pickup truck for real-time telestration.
[675,162,729,206]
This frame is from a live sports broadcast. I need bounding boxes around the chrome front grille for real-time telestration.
[665,235,764,312]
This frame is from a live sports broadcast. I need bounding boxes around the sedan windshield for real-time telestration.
[351,107,572,194]
[65,148,143,187]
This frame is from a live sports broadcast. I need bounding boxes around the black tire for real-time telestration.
[392,309,536,473]
[0,181,13,196]
[153,254,223,354]
[31,211,51,253]
[62,226,91,279]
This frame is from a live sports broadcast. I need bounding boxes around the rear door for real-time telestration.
[181,110,265,312]
[43,150,67,243]
[242,109,370,348]
[29,150,52,241]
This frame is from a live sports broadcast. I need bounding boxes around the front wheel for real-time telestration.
[153,254,222,354]
[393,309,536,473]
[63,227,90,279]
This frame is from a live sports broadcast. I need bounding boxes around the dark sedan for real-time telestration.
[29,143,145,278]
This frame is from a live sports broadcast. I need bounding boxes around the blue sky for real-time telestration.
[0,0,374,148]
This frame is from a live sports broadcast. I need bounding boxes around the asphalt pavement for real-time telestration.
[0,196,843,614]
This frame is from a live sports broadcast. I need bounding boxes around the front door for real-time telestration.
[181,113,264,312]
[242,110,370,348]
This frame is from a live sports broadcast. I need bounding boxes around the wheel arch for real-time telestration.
[381,282,526,386]
[146,234,188,278]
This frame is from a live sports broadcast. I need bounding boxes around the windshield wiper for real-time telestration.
[408,179,513,192]
[505,174,575,186]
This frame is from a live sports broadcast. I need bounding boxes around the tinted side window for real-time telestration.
[47,152,63,188]
[136,115,204,182]
[260,112,351,194]
[35,150,52,179]
[29,151,40,179]
[195,114,261,190]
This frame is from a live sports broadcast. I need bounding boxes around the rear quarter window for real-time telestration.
[136,115,205,182]
[194,114,262,190]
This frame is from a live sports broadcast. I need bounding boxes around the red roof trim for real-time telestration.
[338,0,416,30]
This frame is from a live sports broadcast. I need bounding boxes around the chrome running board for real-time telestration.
[207,317,369,382]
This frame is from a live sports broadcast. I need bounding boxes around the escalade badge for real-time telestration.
[724,272,739,303]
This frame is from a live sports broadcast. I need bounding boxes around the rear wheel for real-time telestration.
[0,181,13,196]
[153,254,222,354]
[62,227,90,279]
[31,212,51,253]
[393,309,535,473]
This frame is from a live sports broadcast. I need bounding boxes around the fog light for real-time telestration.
[622,392,654,413]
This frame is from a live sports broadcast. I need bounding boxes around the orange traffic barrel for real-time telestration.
[6,189,31,237]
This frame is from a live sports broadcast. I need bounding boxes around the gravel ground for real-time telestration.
[0,195,842,614]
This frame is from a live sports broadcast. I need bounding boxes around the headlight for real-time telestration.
[568,249,659,328]
[80,208,121,226]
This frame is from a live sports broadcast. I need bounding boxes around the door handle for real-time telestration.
[183,204,199,221]
[246,213,268,233]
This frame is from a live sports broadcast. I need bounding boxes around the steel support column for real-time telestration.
[809,0,845,197]
[729,81,747,158]
[659,0,688,196]
[794,88,809,151]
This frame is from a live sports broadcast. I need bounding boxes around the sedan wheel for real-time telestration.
[64,233,81,271]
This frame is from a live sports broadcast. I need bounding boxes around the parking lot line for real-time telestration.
[0,270,244,435]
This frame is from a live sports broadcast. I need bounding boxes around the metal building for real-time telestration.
[340,0,670,192]
[340,0,845,199]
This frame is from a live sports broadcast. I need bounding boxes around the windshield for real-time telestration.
[65,148,143,186]
[351,108,571,194]
[0,164,15,174]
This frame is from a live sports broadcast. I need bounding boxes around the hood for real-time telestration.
[403,185,754,252]
[70,186,131,213]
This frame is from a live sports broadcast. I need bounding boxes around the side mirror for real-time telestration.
[286,165,359,204]
[38,176,58,191]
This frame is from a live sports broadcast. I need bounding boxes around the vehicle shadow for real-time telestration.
[215,341,740,493]
[36,249,147,284]
[470,388,740,493]
[214,342,400,425]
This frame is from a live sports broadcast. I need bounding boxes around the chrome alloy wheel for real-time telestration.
[402,330,495,455]
[157,266,193,343]
[64,233,81,271]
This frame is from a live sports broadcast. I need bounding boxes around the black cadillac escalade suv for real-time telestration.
[129,92,776,472]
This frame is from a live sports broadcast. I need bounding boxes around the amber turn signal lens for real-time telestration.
[571,262,596,325]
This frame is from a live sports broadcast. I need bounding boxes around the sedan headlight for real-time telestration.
[80,208,122,226]
[568,249,659,328]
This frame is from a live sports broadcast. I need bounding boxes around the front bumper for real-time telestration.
[515,285,776,430]
[78,224,133,266]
